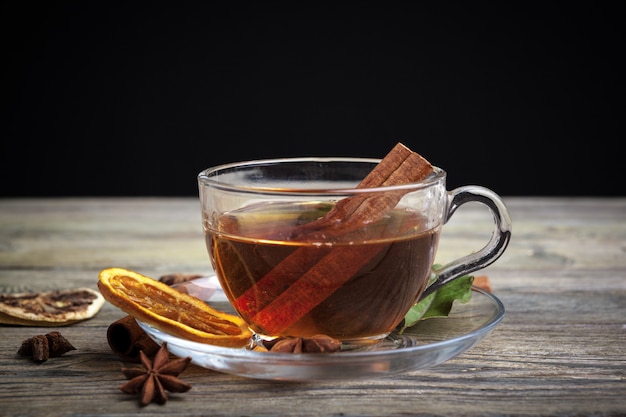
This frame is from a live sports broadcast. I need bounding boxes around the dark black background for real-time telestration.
[3,2,624,197]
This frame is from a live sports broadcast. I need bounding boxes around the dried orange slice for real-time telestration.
[0,288,104,326]
[97,267,252,347]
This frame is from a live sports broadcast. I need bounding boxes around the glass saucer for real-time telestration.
[136,278,504,381]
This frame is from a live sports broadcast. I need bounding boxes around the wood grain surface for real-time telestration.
[1,197,624,416]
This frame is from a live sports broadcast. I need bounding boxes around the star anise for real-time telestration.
[120,342,192,406]
[262,334,342,353]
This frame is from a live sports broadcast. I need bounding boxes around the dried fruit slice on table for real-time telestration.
[0,288,105,326]
[97,267,252,347]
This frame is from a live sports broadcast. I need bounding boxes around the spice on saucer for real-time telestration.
[262,335,342,353]
[158,273,203,286]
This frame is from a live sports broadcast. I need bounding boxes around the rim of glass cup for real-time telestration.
[197,157,447,195]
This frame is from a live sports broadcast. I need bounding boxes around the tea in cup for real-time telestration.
[197,143,511,348]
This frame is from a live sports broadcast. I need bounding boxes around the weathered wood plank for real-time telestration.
[1,197,625,416]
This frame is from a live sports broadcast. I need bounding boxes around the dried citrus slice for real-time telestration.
[97,267,252,347]
[0,288,104,326]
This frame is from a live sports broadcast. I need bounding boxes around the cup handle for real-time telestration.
[418,185,512,301]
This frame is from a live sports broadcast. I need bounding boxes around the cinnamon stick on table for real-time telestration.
[233,143,434,335]
[107,315,160,363]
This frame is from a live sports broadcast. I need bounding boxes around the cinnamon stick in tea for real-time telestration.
[291,142,426,238]
[249,217,416,336]
[235,143,428,314]
[233,143,434,335]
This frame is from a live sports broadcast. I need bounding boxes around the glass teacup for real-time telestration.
[198,154,511,348]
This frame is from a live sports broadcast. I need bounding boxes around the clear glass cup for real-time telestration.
[198,157,511,348]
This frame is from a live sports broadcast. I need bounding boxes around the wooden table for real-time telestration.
[1,197,624,416]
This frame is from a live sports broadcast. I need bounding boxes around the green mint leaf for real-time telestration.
[397,268,474,334]
[398,270,437,332]
[421,274,474,319]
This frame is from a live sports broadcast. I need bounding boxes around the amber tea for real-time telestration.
[207,202,441,343]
